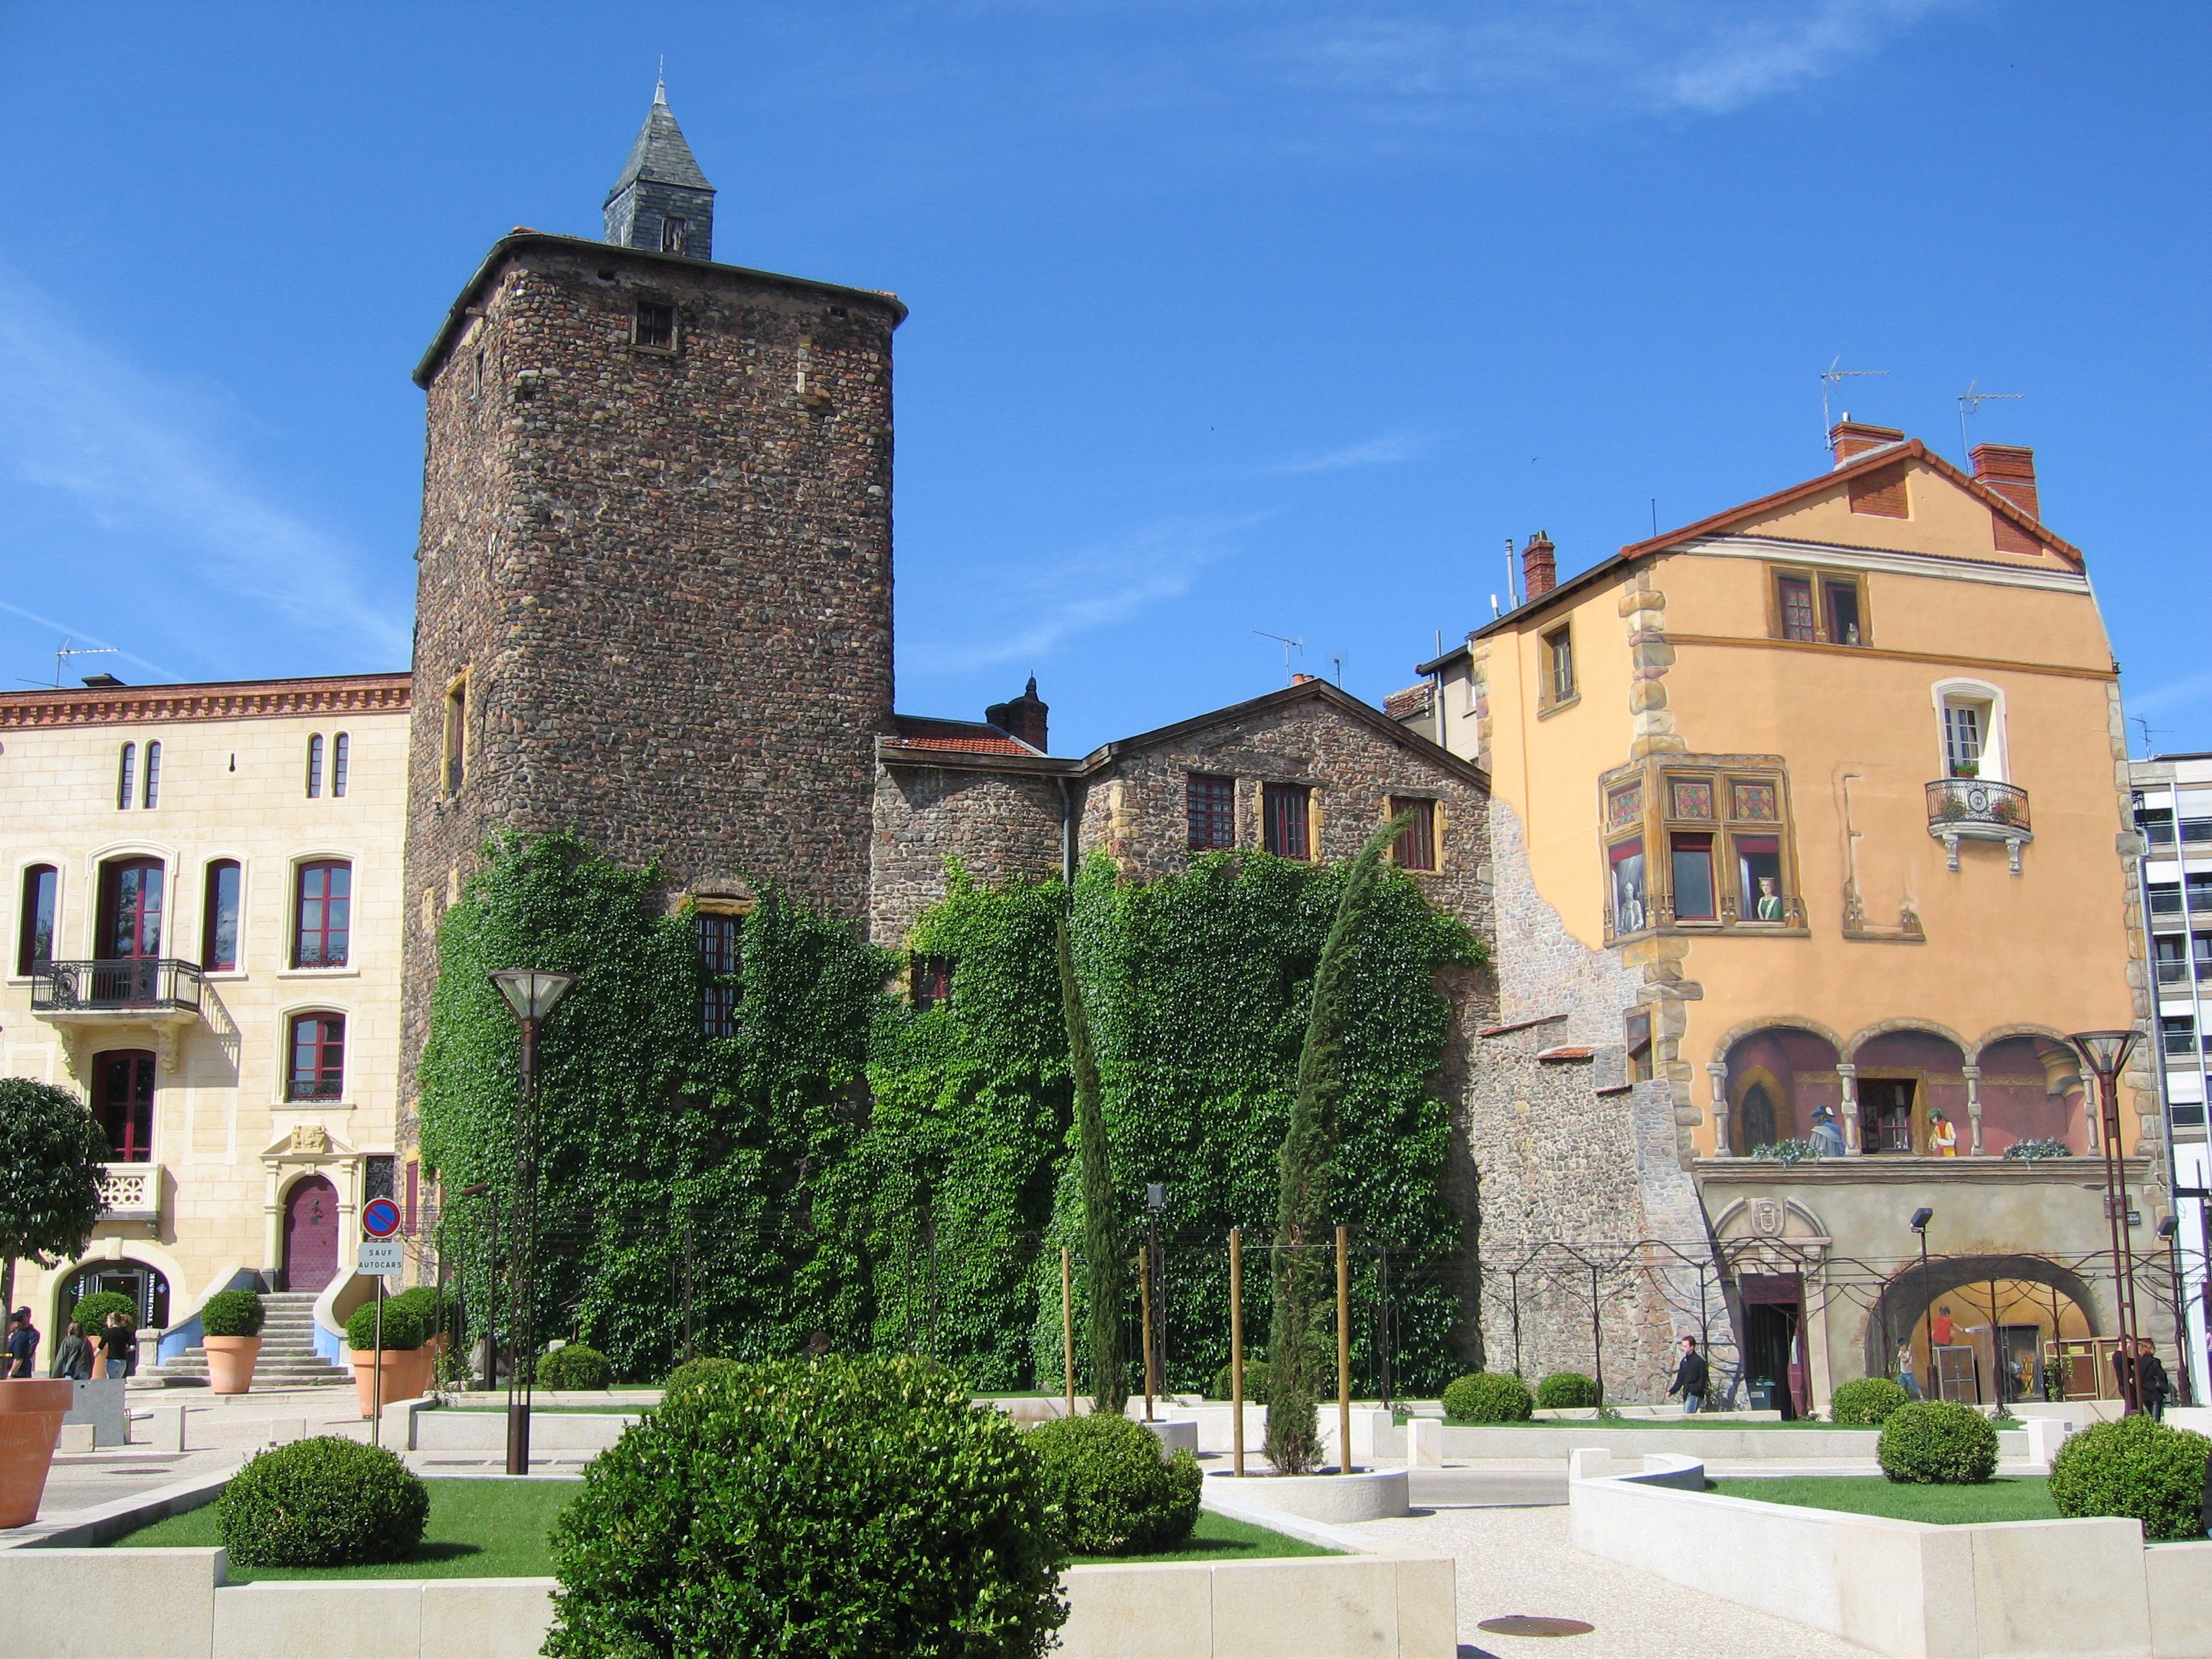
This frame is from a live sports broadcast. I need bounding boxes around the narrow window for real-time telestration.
[142,741,161,809]
[443,676,467,796]
[305,733,324,799]
[1390,798,1437,871]
[292,860,351,968]
[1262,783,1310,860]
[471,350,485,400]
[1187,775,1236,851]
[117,743,136,810]
[287,1015,346,1100]
[404,1160,419,1234]
[98,859,164,960]
[698,913,741,1037]
[1776,576,1816,642]
[1670,832,1716,921]
[661,217,688,254]
[202,860,241,971]
[17,866,57,974]
[634,300,675,349]
[1823,580,1863,646]
[1609,838,1647,935]
[910,953,953,1012]
[331,733,349,798]
[364,1154,395,1200]
[1625,1010,1653,1083]
[93,1050,156,1161]
[1943,702,1984,776]
[1544,625,1575,703]
[1735,835,1784,922]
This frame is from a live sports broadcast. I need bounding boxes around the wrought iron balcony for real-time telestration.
[30,958,203,1017]
[1926,778,2033,873]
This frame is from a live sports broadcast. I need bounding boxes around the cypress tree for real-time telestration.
[1264,814,1409,1474]
[1058,917,1128,1416]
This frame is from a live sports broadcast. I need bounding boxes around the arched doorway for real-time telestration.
[1851,1028,1969,1154]
[1973,1035,2086,1154]
[1865,1253,2099,1403]
[1722,1025,1842,1153]
[61,1260,170,1345]
[282,1176,340,1293]
[1739,1084,1778,1153]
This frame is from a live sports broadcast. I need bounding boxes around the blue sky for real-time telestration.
[0,2,2204,757]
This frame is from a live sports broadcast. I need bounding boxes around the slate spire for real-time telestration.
[603,76,716,259]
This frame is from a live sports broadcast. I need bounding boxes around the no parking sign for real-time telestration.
[362,1197,402,1238]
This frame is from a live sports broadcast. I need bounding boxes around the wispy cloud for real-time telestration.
[0,269,410,670]
[1663,0,1954,113]
[1265,431,1429,475]
[0,600,176,686]
[907,513,1266,670]
[2128,672,2212,720]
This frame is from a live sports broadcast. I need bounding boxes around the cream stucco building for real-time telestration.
[0,674,409,1346]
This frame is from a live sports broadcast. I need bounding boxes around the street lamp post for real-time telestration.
[1910,1208,1934,1400]
[490,968,577,1475]
[2069,1029,2144,1413]
[1143,1184,1166,1421]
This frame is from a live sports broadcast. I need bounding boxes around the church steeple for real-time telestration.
[603,76,716,260]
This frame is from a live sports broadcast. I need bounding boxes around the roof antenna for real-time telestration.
[1330,653,1345,688]
[1958,380,2023,459]
[2132,715,2172,760]
[1819,356,1889,448]
[1254,630,1305,684]
[16,637,118,690]
[655,57,667,103]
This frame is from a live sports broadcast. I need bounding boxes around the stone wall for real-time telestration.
[869,762,1070,946]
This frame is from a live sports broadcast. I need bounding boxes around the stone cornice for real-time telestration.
[0,674,412,731]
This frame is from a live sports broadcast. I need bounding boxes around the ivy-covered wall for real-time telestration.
[420,835,1483,1391]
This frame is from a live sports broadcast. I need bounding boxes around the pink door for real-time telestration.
[282,1177,339,1293]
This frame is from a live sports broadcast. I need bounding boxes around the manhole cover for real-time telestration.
[1477,1615,1596,1638]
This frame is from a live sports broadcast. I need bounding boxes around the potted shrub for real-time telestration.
[345,1300,424,1419]
[199,1290,266,1394]
[385,1288,451,1401]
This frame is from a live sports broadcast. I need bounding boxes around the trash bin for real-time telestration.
[1747,1378,1777,1412]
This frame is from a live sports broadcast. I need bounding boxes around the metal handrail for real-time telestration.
[30,958,204,1014]
[1925,776,2031,834]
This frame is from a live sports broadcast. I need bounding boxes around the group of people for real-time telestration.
[1,1308,138,1381]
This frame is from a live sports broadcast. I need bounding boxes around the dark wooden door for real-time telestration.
[91,1050,155,1162]
[282,1176,339,1293]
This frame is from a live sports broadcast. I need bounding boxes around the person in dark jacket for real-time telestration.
[49,1322,91,1382]
[2135,1339,2172,1421]
[4,1310,37,1379]
[1666,1335,1710,1413]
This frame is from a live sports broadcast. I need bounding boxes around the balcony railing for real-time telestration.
[1926,778,2033,873]
[2156,959,2212,988]
[30,958,204,1015]
[94,1163,161,1225]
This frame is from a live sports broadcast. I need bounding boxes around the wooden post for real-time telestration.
[1336,1224,1352,1474]
[1139,1246,1155,1421]
[1228,1228,1244,1478]
[1061,1246,1076,1418]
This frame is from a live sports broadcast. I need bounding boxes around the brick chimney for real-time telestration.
[1521,531,1557,600]
[1829,418,1905,468]
[1971,444,2039,518]
[985,677,1049,751]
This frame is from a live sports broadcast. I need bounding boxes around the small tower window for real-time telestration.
[443,675,467,796]
[661,217,688,254]
[142,741,161,809]
[306,733,324,799]
[117,743,136,810]
[332,733,349,798]
[634,300,675,350]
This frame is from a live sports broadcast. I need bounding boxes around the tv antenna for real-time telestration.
[1329,652,1346,688]
[2132,715,2172,760]
[1819,356,1889,445]
[1254,630,1305,683]
[1958,379,2023,457]
[14,638,117,690]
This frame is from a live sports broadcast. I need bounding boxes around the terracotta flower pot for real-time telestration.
[0,1379,73,1527]
[349,1349,417,1420]
[203,1335,261,1395]
[397,1344,435,1403]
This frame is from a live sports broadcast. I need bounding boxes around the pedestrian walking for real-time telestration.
[96,1312,134,1381]
[2136,1339,2172,1421]
[2112,1340,2139,1412]
[50,1321,91,1382]
[1897,1340,1923,1400]
[1665,1334,1709,1414]
[3,1310,37,1379]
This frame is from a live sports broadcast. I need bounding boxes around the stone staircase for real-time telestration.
[138,1290,351,1388]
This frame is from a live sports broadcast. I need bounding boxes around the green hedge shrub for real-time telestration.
[1829,1377,1910,1427]
[545,1355,1066,1658]
[1534,1372,1599,1410]
[217,1437,429,1566]
[538,1344,613,1390]
[661,1355,745,1404]
[1028,1413,1201,1555]
[1442,1372,1534,1423]
[198,1290,264,1339]
[2049,1415,2212,1542]
[385,1287,459,1344]
[1877,1401,1997,1484]
[69,1291,135,1335]
[345,1300,424,1352]
[1208,1359,1269,1405]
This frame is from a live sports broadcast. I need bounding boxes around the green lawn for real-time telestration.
[1071,1511,1336,1565]
[103,1479,573,1581]
[1709,1476,2059,1525]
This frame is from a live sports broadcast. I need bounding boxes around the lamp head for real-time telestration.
[490,968,578,1022]
[2159,1215,2180,1241]
[1146,1182,1166,1213]
[1909,1206,1934,1233]
[2067,1029,2140,1083]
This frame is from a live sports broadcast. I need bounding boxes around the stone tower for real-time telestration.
[399,84,904,1093]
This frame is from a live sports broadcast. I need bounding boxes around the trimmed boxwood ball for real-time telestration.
[537,1343,613,1390]
[1829,1377,1910,1427]
[385,1286,458,1344]
[1442,1372,1534,1423]
[2049,1415,2212,1542]
[198,1290,264,1339]
[217,1437,429,1567]
[70,1291,135,1335]
[1029,1412,1201,1555]
[545,1355,1067,1658]
[660,1354,744,1403]
[1209,1359,1268,1405]
[1534,1372,1599,1410]
[345,1300,424,1352]
[1877,1401,1998,1484]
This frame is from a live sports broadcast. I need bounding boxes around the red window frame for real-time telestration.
[1263,783,1310,860]
[911,953,953,1012]
[698,914,741,1037]
[1187,775,1236,851]
[1776,576,1816,642]
[292,861,351,968]
[202,860,241,971]
[1670,833,1717,921]
[17,865,57,975]
[99,858,164,960]
[287,1012,346,1101]
[1390,799,1437,871]
[94,1049,156,1161]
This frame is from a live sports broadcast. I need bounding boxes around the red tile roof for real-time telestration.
[883,715,1039,755]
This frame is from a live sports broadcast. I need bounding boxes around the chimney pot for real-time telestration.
[1971,444,2039,519]
[1829,419,1906,469]
[984,676,1049,751]
[1521,531,1557,600]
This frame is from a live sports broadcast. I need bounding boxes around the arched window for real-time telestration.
[202,860,241,971]
[97,859,164,960]
[17,865,57,974]
[331,733,350,798]
[93,1050,156,1161]
[287,1012,346,1100]
[117,743,135,810]
[292,860,350,968]
[1932,679,2010,783]
[142,741,161,809]
[1740,1084,1779,1152]
[305,734,324,799]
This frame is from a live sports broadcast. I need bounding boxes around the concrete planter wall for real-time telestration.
[1447,1423,2034,1461]
[1202,1467,1408,1524]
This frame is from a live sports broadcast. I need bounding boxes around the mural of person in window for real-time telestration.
[1808,1105,1846,1159]
[1928,1110,1958,1156]
[1754,875,1785,922]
